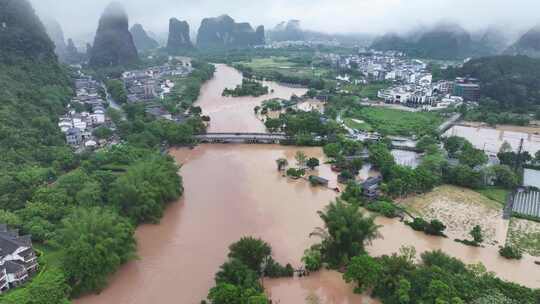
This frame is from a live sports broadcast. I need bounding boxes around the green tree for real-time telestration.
[395,278,412,304]
[369,143,395,177]
[106,79,128,104]
[215,259,261,291]
[458,144,488,168]
[228,237,272,273]
[93,126,113,139]
[306,157,320,170]
[499,141,513,154]
[208,283,268,304]
[54,207,136,295]
[343,254,383,293]
[302,248,323,272]
[295,151,308,168]
[312,199,381,266]
[323,143,341,158]
[470,225,484,244]
[109,156,182,223]
[0,267,71,304]
[492,165,518,189]
[275,158,288,171]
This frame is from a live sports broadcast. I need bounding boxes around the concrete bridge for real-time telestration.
[195,132,290,144]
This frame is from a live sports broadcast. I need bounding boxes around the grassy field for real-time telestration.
[342,83,391,100]
[238,57,330,79]
[475,187,509,206]
[507,218,540,257]
[345,107,443,136]
[400,185,505,244]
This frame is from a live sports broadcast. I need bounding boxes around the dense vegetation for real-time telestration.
[161,60,215,112]
[203,237,293,304]
[304,181,540,304]
[0,1,194,302]
[106,79,127,104]
[265,109,342,145]
[345,248,540,304]
[445,56,540,112]
[222,79,269,97]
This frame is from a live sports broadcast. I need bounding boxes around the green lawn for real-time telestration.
[342,83,391,100]
[475,187,509,206]
[238,57,330,79]
[345,107,443,136]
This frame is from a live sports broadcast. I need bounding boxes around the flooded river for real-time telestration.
[75,65,539,304]
[197,64,307,133]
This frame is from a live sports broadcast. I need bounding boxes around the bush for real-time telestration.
[499,245,523,260]
[286,168,305,179]
[302,248,323,272]
[407,217,429,231]
[406,217,446,237]
[425,219,447,236]
[264,257,294,278]
[366,200,399,218]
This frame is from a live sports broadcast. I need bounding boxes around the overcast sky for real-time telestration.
[31,0,539,41]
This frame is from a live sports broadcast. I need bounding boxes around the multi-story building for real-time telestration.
[453,77,480,102]
[0,225,38,294]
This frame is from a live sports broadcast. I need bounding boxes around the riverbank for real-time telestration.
[74,64,540,304]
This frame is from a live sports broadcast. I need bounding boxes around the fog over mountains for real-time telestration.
[31,0,539,42]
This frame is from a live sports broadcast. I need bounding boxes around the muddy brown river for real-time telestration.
[75,65,539,304]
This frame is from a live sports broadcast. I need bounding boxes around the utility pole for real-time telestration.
[515,138,524,171]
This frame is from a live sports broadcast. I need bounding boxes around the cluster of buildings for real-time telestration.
[122,63,192,103]
[321,50,480,110]
[59,75,113,150]
[0,225,38,294]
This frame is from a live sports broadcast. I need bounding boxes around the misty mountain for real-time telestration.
[42,18,67,61]
[474,27,511,54]
[267,19,372,46]
[63,37,84,64]
[371,22,504,59]
[166,18,192,53]
[505,25,540,58]
[196,15,265,48]
[0,0,58,62]
[269,20,304,41]
[447,55,540,109]
[130,23,159,52]
[370,33,411,52]
[89,2,139,67]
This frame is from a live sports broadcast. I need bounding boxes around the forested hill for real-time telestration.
[371,23,500,60]
[0,1,188,303]
[0,0,58,62]
[0,0,72,203]
[444,55,540,109]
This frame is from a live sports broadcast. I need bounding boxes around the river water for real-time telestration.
[75,65,540,304]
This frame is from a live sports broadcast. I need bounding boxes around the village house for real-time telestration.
[361,176,383,199]
[0,225,38,294]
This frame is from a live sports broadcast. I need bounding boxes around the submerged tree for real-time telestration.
[295,151,308,168]
[311,199,381,267]
[276,158,288,171]
[228,237,272,273]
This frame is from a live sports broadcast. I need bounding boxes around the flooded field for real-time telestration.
[75,65,540,304]
[445,124,540,154]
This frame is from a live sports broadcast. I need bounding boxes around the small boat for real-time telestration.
[535,261,540,266]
